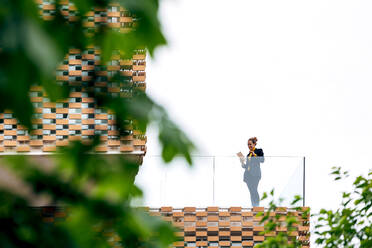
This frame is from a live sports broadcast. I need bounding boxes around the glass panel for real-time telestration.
[134,156,214,207]
[134,156,304,208]
[214,156,304,207]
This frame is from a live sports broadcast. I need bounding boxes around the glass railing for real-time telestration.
[133,155,305,208]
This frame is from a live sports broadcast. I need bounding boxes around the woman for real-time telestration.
[239,137,264,207]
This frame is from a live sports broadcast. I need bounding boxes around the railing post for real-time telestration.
[303,156,306,206]
[213,156,215,205]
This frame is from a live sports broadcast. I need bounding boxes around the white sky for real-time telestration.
[137,0,372,222]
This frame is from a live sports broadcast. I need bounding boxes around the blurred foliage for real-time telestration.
[3,151,179,248]
[0,0,194,247]
[314,167,372,248]
[255,191,309,248]
[257,167,372,248]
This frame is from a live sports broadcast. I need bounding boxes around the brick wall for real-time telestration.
[0,1,146,155]
[38,206,310,248]
[150,207,310,248]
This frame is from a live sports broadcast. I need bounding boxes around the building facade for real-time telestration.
[40,206,310,248]
[0,1,146,157]
[5,2,310,247]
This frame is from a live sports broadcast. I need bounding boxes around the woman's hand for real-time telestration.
[239,157,245,164]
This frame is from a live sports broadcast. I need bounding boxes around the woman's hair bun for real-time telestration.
[249,137,258,144]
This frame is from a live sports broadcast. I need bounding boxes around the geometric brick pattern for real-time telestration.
[0,1,146,154]
[150,207,310,248]
[39,206,310,248]
[37,0,135,33]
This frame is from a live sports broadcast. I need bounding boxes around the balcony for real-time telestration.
[135,155,306,208]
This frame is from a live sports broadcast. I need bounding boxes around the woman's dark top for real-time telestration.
[242,148,264,182]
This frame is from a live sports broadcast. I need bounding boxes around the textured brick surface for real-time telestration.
[150,207,310,248]
[0,1,146,154]
[39,206,310,248]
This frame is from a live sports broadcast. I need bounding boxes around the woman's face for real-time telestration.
[248,140,255,151]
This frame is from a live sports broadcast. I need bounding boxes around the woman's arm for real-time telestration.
[237,152,246,168]
[240,156,246,168]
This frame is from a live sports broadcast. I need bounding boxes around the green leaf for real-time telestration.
[73,0,94,15]
[23,19,61,76]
